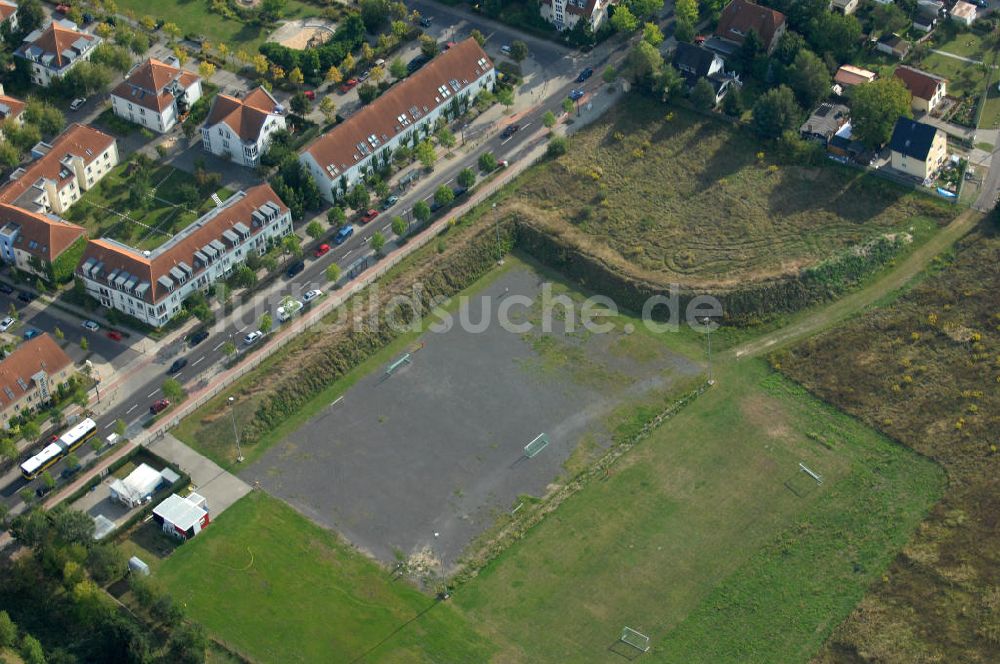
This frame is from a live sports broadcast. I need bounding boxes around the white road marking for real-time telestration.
[344,249,353,257]
[146,389,160,398]
[126,404,137,414]
[192,356,205,366]
[104,421,116,430]
[173,373,182,380]
[330,396,344,408]
[213,341,225,351]
[238,326,248,333]
[381,224,391,233]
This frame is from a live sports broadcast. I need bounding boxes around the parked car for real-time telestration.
[0,283,12,294]
[374,58,385,67]
[407,55,429,73]
[55,3,71,14]
[358,69,370,82]
[576,67,593,83]
[167,358,188,374]
[452,186,468,199]
[188,329,210,346]
[149,399,170,415]
[334,224,355,245]
[303,289,323,303]
[35,484,52,498]
[82,320,100,331]
[69,97,87,111]
[17,291,35,303]
[500,44,512,56]
[243,330,263,345]
[277,299,303,322]
[419,16,433,27]
[23,328,40,340]
[382,195,399,210]
[569,89,585,101]
[360,209,380,224]
[0,316,14,332]
[60,466,81,481]
[339,78,358,93]
[286,260,305,278]
[443,41,457,50]
[304,90,316,100]
[499,159,510,168]
[314,243,331,258]
[500,124,520,139]
[106,330,123,341]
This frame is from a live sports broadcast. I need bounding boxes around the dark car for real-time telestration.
[17,291,35,303]
[35,484,52,498]
[286,260,306,278]
[419,16,433,27]
[150,399,170,415]
[407,55,429,73]
[500,124,520,139]
[189,329,210,347]
[452,186,468,199]
[576,67,593,83]
[23,327,40,340]
[0,283,12,295]
[60,466,81,481]
[569,88,585,101]
[167,358,188,374]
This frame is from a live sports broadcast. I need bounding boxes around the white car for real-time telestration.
[82,320,100,331]
[69,97,87,111]
[0,316,14,332]
[277,299,303,322]
[243,330,263,345]
[303,289,323,303]
[500,44,512,56]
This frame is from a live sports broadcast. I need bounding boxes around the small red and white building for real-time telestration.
[153,492,210,540]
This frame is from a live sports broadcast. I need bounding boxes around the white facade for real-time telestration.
[201,112,285,168]
[539,0,611,31]
[15,20,100,89]
[111,70,203,134]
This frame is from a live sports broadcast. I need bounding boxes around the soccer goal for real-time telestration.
[523,433,549,458]
[619,627,650,653]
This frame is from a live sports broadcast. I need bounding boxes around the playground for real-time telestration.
[245,260,701,570]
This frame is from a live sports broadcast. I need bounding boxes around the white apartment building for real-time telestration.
[299,38,495,204]
[77,184,292,328]
[0,123,118,216]
[111,57,203,134]
[201,88,285,168]
[14,20,100,88]
[539,0,614,31]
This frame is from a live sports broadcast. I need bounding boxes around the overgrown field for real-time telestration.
[776,219,1000,663]
[452,360,943,662]
[156,491,496,663]
[510,99,951,288]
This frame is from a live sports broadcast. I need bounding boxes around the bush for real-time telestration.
[547,136,568,157]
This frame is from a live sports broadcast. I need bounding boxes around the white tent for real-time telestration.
[109,463,163,508]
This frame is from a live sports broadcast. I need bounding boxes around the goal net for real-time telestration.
[620,627,650,653]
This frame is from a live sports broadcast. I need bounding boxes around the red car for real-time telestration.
[360,209,379,224]
[314,243,330,257]
[149,399,170,415]
[304,90,316,100]
[339,78,358,93]
[107,330,123,341]
[56,3,71,13]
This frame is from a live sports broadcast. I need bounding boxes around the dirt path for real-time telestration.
[730,208,984,360]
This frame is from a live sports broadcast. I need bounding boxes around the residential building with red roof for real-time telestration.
[894,66,947,114]
[111,57,203,134]
[77,184,292,327]
[713,0,786,54]
[300,38,495,204]
[0,123,118,216]
[833,65,877,90]
[14,19,101,88]
[201,87,285,168]
[538,0,614,32]
[0,1,18,33]
[0,333,74,429]
[0,204,85,279]
[0,83,27,138]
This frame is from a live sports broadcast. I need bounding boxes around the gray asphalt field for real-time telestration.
[248,264,700,570]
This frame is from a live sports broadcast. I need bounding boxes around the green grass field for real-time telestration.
[156,491,497,663]
[512,99,951,286]
[67,162,233,251]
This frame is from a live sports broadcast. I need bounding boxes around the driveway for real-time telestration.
[147,433,251,516]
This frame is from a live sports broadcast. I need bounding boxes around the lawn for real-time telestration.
[918,51,987,99]
[156,491,497,663]
[452,359,944,662]
[930,30,994,61]
[115,0,322,51]
[66,160,233,251]
[979,79,1000,131]
[510,98,952,288]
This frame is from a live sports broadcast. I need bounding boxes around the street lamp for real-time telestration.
[698,316,714,385]
[493,203,504,266]
[229,396,244,463]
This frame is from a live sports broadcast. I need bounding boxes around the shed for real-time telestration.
[153,493,210,540]
[109,463,163,508]
[128,556,150,576]
[92,514,117,540]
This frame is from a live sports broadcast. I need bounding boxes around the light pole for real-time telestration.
[698,316,714,385]
[493,203,504,266]
[229,396,243,463]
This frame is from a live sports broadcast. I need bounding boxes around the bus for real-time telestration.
[20,418,98,480]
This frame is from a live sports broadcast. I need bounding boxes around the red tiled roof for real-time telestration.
[0,1,17,23]
[715,0,786,48]
[24,22,97,68]
[834,65,877,87]
[0,203,85,262]
[0,334,74,410]
[0,123,116,207]
[303,38,492,177]
[204,87,280,143]
[111,58,201,114]
[893,66,946,102]
[78,184,289,305]
[0,93,26,122]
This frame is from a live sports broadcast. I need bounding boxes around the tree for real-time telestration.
[420,35,439,58]
[641,22,664,47]
[222,341,236,357]
[391,215,407,237]
[436,126,456,148]
[547,135,568,157]
[198,61,216,79]
[52,507,94,546]
[371,231,386,254]
[509,40,528,62]
[562,97,575,115]
[602,66,618,84]
[542,110,557,128]
[787,48,829,109]
[115,419,126,437]
[774,30,806,66]
[306,220,324,240]
[807,12,860,62]
[674,18,695,44]
[434,185,454,207]
[852,77,912,148]
[252,54,269,75]
[328,206,346,226]
[282,234,302,257]
[413,200,431,223]
[325,263,341,283]
[20,634,45,664]
[722,85,744,117]
[162,378,185,403]
[357,83,379,104]
[871,3,909,34]
[346,183,370,209]
[370,64,386,84]
[11,509,51,547]
[675,0,698,25]
[751,85,801,139]
[416,140,436,169]
[690,78,717,109]
[627,0,664,19]
[164,622,208,664]
[16,0,45,35]
[24,101,64,137]
[53,326,64,341]
[173,47,190,67]
[457,167,476,188]
[390,57,407,79]
[65,453,80,470]
[163,22,182,41]
[360,0,391,33]
[290,91,311,115]
[626,41,663,89]
[325,65,343,85]
[320,96,337,123]
[80,336,89,352]
[470,28,486,46]
[342,52,356,75]
[87,544,126,585]
[0,611,15,649]
[478,151,497,172]
[259,313,273,334]
[288,66,304,85]
[611,5,638,32]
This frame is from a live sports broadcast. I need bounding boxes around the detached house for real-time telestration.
[950,1,976,26]
[876,34,910,59]
[14,20,100,88]
[77,184,292,328]
[0,333,74,429]
[894,66,947,114]
[712,0,786,54]
[800,103,850,144]
[201,88,285,168]
[0,204,85,279]
[889,117,947,182]
[830,0,859,14]
[673,43,740,105]
[111,58,202,134]
[301,38,495,204]
[539,0,614,32]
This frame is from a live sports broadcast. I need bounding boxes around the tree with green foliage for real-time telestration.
[91,43,132,74]
[115,419,126,437]
[722,85,744,117]
[436,126,456,148]
[413,200,431,223]
[162,378,185,403]
[0,610,15,649]
[51,507,94,546]
[420,35,439,58]
[562,97,575,115]
[346,184,370,210]
[470,28,486,46]
[626,41,663,90]
[282,234,302,258]
[222,341,236,357]
[627,0,664,19]
[674,19,695,44]
[611,5,638,32]
[371,231,386,254]
[80,336,88,352]
[15,0,45,35]
[416,140,436,169]
[20,634,45,664]
[787,49,829,109]
[509,40,528,62]
[325,263,341,284]
[642,22,664,47]
[851,77,912,148]
[357,83,379,105]
[478,151,497,172]
[457,168,476,189]
[547,135,568,157]
[602,66,617,84]
[752,85,801,139]
[543,110,557,128]
[807,12,860,62]
[390,57,407,79]
[391,216,407,237]
[497,87,515,109]
[674,0,697,25]
[690,78,717,109]
[360,0,391,32]
[434,185,454,207]
[24,101,64,137]
[306,220,324,240]
[290,91,310,115]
